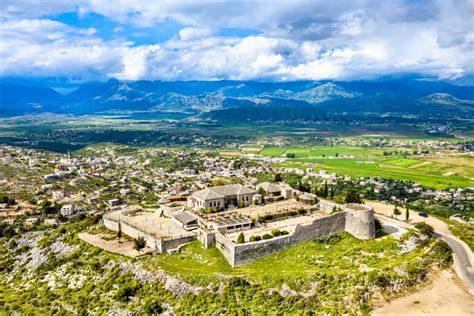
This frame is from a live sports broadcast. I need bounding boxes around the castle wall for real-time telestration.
[218,212,347,267]
[197,229,216,249]
[103,216,196,253]
[104,217,161,250]
[344,207,376,240]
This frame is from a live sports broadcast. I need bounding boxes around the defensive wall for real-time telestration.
[103,215,196,254]
[210,207,375,267]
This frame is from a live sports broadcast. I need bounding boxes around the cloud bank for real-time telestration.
[0,0,472,81]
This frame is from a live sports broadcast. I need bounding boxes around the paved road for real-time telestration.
[376,214,474,294]
[437,233,474,293]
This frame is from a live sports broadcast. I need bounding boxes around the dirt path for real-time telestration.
[372,269,474,316]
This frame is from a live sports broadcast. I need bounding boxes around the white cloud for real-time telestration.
[178,27,214,41]
[0,0,472,81]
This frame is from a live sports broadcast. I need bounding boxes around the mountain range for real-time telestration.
[1,79,473,121]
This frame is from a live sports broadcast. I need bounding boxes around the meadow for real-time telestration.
[259,146,474,189]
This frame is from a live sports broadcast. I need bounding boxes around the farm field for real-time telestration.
[259,146,474,189]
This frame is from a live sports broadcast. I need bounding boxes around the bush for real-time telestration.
[297,208,307,215]
[237,232,245,244]
[280,230,289,235]
[143,298,163,315]
[255,235,262,241]
[262,234,273,240]
[115,284,135,302]
[271,229,281,237]
[414,222,434,236]
[134,236,147,253]
[249,236,256,242]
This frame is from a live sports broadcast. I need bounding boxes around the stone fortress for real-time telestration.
[104,182,375,266]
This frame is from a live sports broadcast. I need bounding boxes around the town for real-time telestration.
[1,141,473,314]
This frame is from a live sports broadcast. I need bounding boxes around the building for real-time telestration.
[256,182,282,196]
[172,211,199,230]
[256,182,294,199]
[188,184,257,211]
[60,204,75,216]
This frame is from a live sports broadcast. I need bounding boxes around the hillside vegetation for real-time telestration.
[0,217,452,315]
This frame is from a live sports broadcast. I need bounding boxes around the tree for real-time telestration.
[274,173,282,182]
[393,206,401,216]
[134,236,147,254]
[323,181,328,198]
[258,187,266,196]
[415,222,434,236]
[330,185,334,200]
[117,229,122,241]
[405,206,410,221]
[345,189,362,204]
[237,232,245,244]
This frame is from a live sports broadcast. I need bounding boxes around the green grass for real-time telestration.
[259,147,287,157]
[260,146,474,189]
[143,232,439,290]
[447,220,474,251]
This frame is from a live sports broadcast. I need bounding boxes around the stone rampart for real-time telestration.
[219,212,347,266]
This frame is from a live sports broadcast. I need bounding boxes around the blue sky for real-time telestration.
[0,0,472,83]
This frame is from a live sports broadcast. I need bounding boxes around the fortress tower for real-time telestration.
[343,203,376,239]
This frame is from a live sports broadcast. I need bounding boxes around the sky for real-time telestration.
[0,0,473,83]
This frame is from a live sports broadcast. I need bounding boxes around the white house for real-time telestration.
[60,204,75,216]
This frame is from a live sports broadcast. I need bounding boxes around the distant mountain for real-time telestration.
[318,93,474,118]
[421,93,474,106]
[1,79,473,119]
[201,104,326,123]
[294,82,360,103]
[0,82,63,114]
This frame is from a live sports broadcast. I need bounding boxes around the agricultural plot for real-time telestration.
[259,147,287,157]
[263,146,474,189]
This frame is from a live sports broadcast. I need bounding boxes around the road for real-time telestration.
[437,233,474,293]
[368,201,474,295]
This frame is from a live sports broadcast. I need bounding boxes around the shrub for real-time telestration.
[271,229,281,237]
[414,222,434,236]
[280,230,289,235]
[297,208,307,215]
[288,211,298,217]
[134,236,147,253]
[237,232,245,244]
[393,206,401,216]
[143,298,163,315]
[249,236,256,242]
[255,235,262,241]
[262,234,273,240]
[115,284,135,302]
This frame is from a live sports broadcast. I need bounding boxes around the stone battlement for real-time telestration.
[205,204,375,267]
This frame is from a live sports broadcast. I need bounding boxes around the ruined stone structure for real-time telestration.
[201,203,376,267]
[104,216,197,254]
